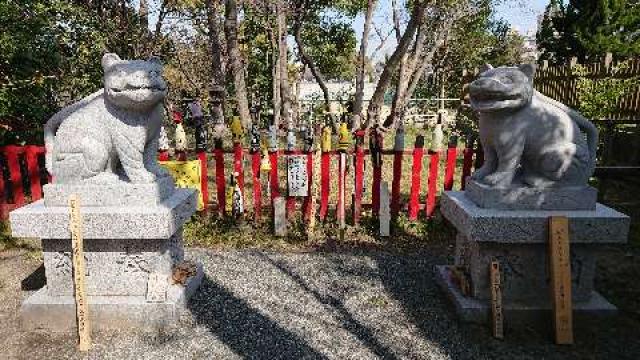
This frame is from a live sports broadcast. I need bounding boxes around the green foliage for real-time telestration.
[537,0,640,64]
[300,19,357,81]
[571,60,639,119]
[0,0,146,145]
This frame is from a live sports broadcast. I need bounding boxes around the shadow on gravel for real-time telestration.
[188,275,327,360]
[259,253,400,360]
[21,263,46,291]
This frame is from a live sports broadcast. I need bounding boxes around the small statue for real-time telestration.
[370,125,383,167]
[430,113,444,152]
[158,126,169,152]
[260,148,272,172]
[286,127,297,152]
[302,124,314,152]
[195,123,207,152]
[268,124,278,152]
[230,116,244,144]
[337,122,351,152]
[469,64,598,188]
[321,124,332,152]
[250,124,261,153]
[232,172,244,217]
[174,110,187,152]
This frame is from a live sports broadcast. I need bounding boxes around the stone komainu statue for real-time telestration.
[469,64,598,188]
[45,53,170,184]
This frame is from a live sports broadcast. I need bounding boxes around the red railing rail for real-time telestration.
[0,137,481,222]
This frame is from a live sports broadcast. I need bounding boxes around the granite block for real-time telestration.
[21,263,203,332]
[10,188,197,239]
[441,191,629,244]
[43,232,184,296]
[43,176,175,207]
[465,179,597,210]
[435,265,617,324]
[455,234,596,303]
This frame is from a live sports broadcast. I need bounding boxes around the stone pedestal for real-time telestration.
[9,184,202,332]
[437,188,629,324]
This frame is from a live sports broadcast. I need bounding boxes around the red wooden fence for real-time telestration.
[0,136,480,222]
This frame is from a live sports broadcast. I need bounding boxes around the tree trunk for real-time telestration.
[206,0,226,125]
[277,1,292,128]
[139,0,148,31]
[269,13,282,128]
[364,1,427,129]
[154,0,167,40]
[352,0,377,129]
[225,0,252,128]
[293,23,330,110]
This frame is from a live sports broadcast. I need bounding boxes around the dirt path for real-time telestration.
[1,245,640,359]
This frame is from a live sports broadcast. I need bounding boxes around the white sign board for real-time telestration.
[146,273,168,303]
[288,155,308,197]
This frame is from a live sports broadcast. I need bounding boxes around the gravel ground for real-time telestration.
[2,247,640,360]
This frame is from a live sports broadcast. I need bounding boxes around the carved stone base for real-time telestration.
[10,188,200,332]
[43,176,175,207]
[435,265,617,324]
[465,179,597,210]
[21,263,203,332]
[439,191,629,323]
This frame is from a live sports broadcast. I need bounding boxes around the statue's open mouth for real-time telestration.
[470,90,520,102]
[110,85,166,93]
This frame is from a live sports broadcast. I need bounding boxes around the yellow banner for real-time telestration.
[159,160,204,210]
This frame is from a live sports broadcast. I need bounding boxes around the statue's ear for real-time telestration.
[102,53,121,71]
[148,55,163,66]
[518,64,536,79]
[479,63,493,73]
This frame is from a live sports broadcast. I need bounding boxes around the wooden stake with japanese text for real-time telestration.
[490,260,504,339]
[69,195,91,351]
[549,216,573,345]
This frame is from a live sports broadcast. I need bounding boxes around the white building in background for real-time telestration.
[296,81,379,114]
[521,30,539,62]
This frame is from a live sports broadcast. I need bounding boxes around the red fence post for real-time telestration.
[337,152,345,224]
[303,151,314,221]
[4,145,24,207]
[24,145,43,201]
[408,136,425,221]
[426,150,440,218]
[0,152,5,205]
[269,151,280,204]
[197,150,209,212]
[371,129,383,217]
[319,151,330,221]
[444,136,458,191]
[251,151,262,222]
[353,130,365,224]
[233,143,244,199]
[158,150,170,161]
[175,150,187,161]
[390,128,404,219]
[214,145,226,216]
[461,137,475,190]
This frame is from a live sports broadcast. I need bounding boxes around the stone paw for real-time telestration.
[128,170,156,183]
[482,171,514,187]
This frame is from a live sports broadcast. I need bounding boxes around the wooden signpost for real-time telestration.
[490,260,504,339]
[549,216,574,345]
[287,155,309,197]
[69,195,91,352]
